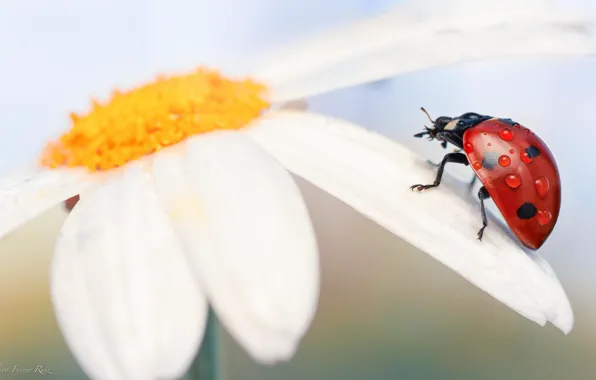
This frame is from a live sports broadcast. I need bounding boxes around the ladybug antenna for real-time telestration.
[420,107,435,124]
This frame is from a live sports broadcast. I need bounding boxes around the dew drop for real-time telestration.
[487,142,492,146]
[482,131,487,135]
[498,128,514,141]
[521,152,533,164]
[473,162,482,170]
[464,142,474,153]
[535,176,550,198]
[524,128,531,134]
[509,149,515,154]
[505,173,521,189]
[537,210,552,226]
[498,155,511,167]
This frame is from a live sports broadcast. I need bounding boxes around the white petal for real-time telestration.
[254,0,596,102]
[51,162,207,380]
[245,111,573,333]
[0,167,94,238]
[151,131,319,363]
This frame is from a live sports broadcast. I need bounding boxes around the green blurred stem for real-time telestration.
[181,308,220,380]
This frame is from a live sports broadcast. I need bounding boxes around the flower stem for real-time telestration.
[181,307,220,380]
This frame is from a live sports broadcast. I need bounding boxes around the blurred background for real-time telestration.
[1,0,596,379]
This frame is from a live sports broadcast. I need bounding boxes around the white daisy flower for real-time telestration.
[1,1,594,380]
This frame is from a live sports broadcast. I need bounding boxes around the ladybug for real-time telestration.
[411,107,561,250]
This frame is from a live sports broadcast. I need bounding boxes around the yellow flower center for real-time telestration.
[41,67,270,171]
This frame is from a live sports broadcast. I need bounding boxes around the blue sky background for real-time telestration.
[1,0,595,284]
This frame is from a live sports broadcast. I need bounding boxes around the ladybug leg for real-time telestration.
[468,175,478,192]
[477,186,490,241]
[411,152,468,192]
[426,149,463,167]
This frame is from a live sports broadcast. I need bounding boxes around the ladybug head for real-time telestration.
[414,107,452,148]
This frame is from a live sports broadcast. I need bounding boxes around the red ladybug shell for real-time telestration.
[462,119,561,250]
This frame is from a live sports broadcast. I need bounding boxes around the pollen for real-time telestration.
[41,67,270,171]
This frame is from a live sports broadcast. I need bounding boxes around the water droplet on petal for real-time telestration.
[505,174,521,188]
[521,152,533,163]
[509,149,515,154]
[498,128,514,141]
[498,155,511,167]
[473,162,482,170]
[464,142,474,153]
[537,210,552,226]
[487,142,492,146]
[535,176,550,198]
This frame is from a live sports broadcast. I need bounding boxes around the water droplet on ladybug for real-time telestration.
[498,128,514,141]
[473,162,482,170]
[537,210,552,226]
[509,149,515,154]
[498,155,511,167]
[464,142,474,153]
[482,131,487,135]
[535,176,550,198]
[505,174,521,189]
[521,152,533,164]
[487,142,492,146]
[524,128,531,133]
[514,123,521,129]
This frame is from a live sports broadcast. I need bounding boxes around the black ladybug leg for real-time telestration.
[426,149,463,167]
[411,152,468,191]
[468,175,478,192]
[477,186,490,241]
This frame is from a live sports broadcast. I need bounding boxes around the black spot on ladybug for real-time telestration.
[525,145,541,159]
[517,202,537,220]
[481,152,500,169]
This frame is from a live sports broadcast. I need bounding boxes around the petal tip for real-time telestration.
[249,337,300,365]
[552,306,574,335]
